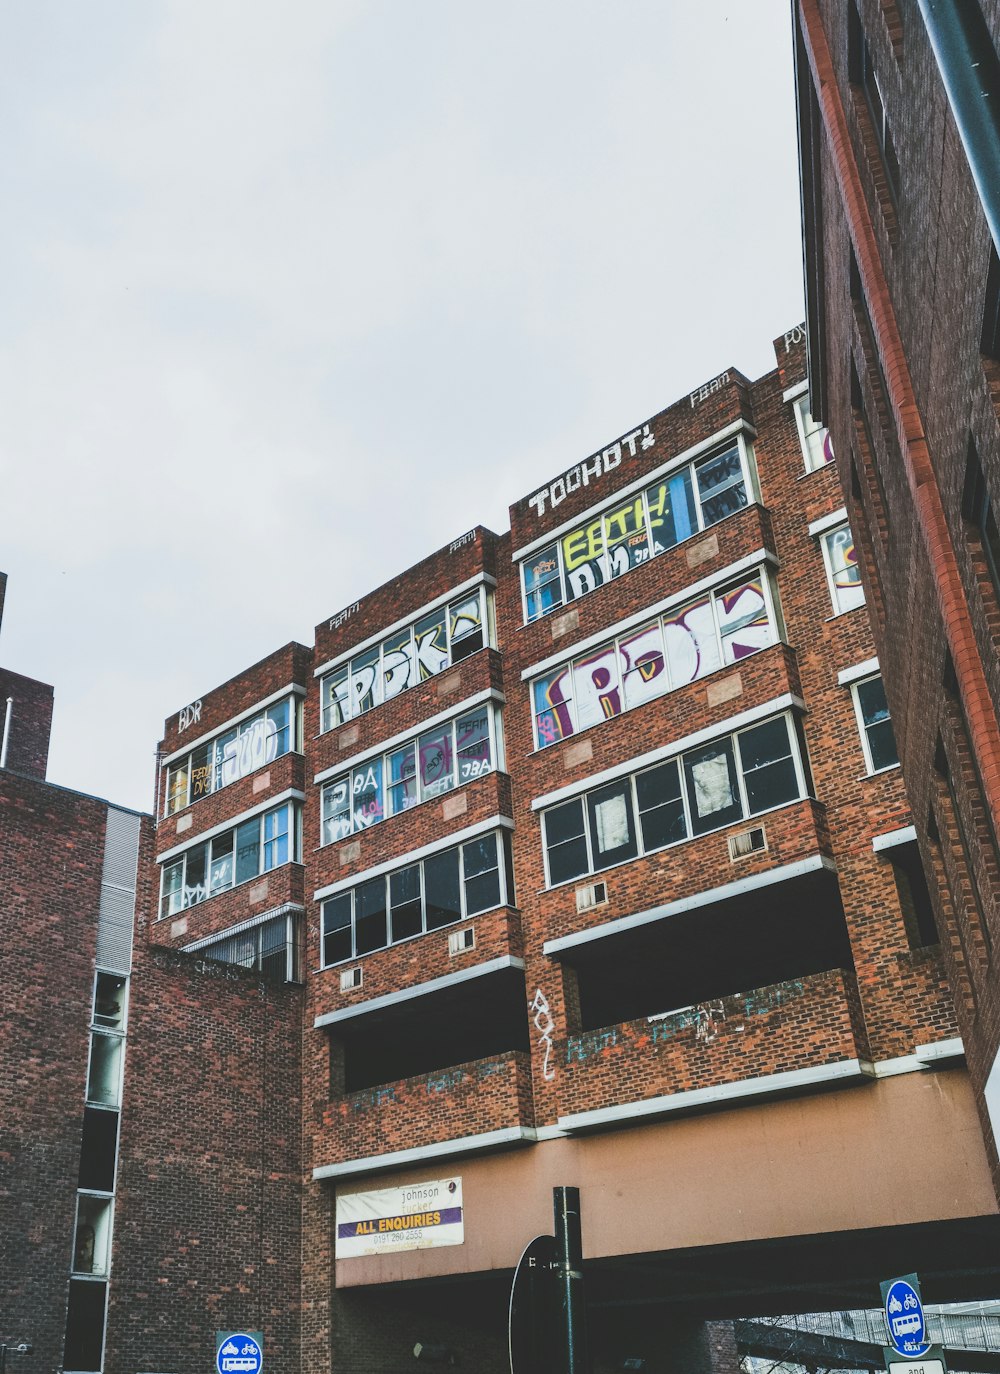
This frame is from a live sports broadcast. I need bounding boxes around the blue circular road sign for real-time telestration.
[884,1279,930,1358]
[216,1334,263,1374]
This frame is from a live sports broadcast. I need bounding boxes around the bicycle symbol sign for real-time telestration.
[216,1333,263,1374]
[884,1278,930,1357]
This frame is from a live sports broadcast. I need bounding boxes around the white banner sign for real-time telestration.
[335,1177,464,1259]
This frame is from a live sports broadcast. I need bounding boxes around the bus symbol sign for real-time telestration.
[881,1277,930,1358]
[216,1332,263,1374]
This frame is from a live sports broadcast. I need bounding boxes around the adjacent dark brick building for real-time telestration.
[792,0,1000,1201]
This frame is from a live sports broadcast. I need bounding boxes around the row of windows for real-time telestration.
[159,802,299,919]
[321,704,499,844]
[321,831,513,966]
[532,571,780,750]
[541,712,810,887]
[521,439,756,623]
[164,696,296,816]
[320,587,489,733]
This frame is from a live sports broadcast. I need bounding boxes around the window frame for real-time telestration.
[818,521,866,615]
[540,711,809,887]
[164,694,299,817]
[791,392,834,473]
[319,830,513,967]
[320,702,502,846]
[850,674,900,775]
[319,586,491,734]
[530,566,782,750]
[158,802,301,919]
[518,435,759,624]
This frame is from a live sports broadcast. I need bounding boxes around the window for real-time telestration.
[164,696,295,815]
[531,569,780,749]
[792,392,835,472]
[320,831,512,966]
[321,704,499,844]
[963,439,1000,600]
[849,0,900,202]
[159,802,299,918]
[852,675,899,773]
[820,523,865,613]
[541,713,807,885]
[320,587,490,732]
[982,243,1000,360]
[520,437,756,622]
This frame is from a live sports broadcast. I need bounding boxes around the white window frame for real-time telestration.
[320,703,502,846]
[319,585,491,735]
[320,830,512,967]
[850,674,900,775]
[164,694,299,816]
[159,802,301,919]
[530,566,782,750]
[791,392,833,473]
[519,434,759,624]
[540,711,809,888]
[818,521,866,615]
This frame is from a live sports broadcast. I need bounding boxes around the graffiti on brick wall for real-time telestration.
[344,1057,514,1115]
[529,989,557,1081]
[689,372,730,408]
[178,699,202,732]
[527,426,656,520]
[449,530,476,553]
[783,324,806,352]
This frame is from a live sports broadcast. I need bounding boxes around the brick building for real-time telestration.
[0,573,145,1374]
[127,328,998,1374]
[792,0,1000,1201]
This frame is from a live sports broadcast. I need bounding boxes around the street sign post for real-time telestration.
[881,1274,931,1360]
[509,1233,557,1374]
[215,1333,263,1374]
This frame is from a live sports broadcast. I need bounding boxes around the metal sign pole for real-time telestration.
[553,1187,591,1374]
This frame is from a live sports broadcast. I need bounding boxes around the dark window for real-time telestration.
[739,717,799,813]
[683,739,742,834]
[355,877,387,954]
[545,799,590,885]
[855,676,900,772]
[963,438,1000,598]
[463,833,501,914]
[389,865,422,942]
[891,844,939,949]
[982,243,1000,359]
[424,849,462,929]
[64,1278,107,1372]
[849,1,900,201]
[635,760,686,850]
[323,893,353,965]
[78,1107,118,1193]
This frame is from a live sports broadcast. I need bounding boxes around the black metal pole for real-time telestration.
[553,1187,590,1374]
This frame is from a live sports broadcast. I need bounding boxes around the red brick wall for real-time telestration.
[107,944,303,1374]
[0,666,54,780]
[0,770,108,1372]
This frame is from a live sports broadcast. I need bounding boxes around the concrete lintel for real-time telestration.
[313,954,526,1027]
[312,1125,537,1181]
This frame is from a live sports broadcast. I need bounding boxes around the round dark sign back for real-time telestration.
[509,1233,557,1374]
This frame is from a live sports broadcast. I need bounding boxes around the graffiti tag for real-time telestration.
[178,700,202,732]
[689,372,730,408]
[529,989,557,1081]
[528,425,656,519]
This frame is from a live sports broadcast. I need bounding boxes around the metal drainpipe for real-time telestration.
[917,0,1000,255]
[1,696,12,768]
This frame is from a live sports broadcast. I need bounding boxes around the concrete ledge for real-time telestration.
[915,1036,965,1064]
[556,1058,872,1133]
[872,824,917,851]
[312,1125,537,1180]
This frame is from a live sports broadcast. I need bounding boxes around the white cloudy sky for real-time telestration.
[0,2,804,813]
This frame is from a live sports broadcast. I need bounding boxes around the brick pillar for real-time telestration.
[662,1319,742,1374]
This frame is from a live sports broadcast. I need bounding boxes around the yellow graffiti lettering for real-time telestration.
[562,518,604,572]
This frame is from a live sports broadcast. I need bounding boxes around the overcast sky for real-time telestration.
[0,2,805,813]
